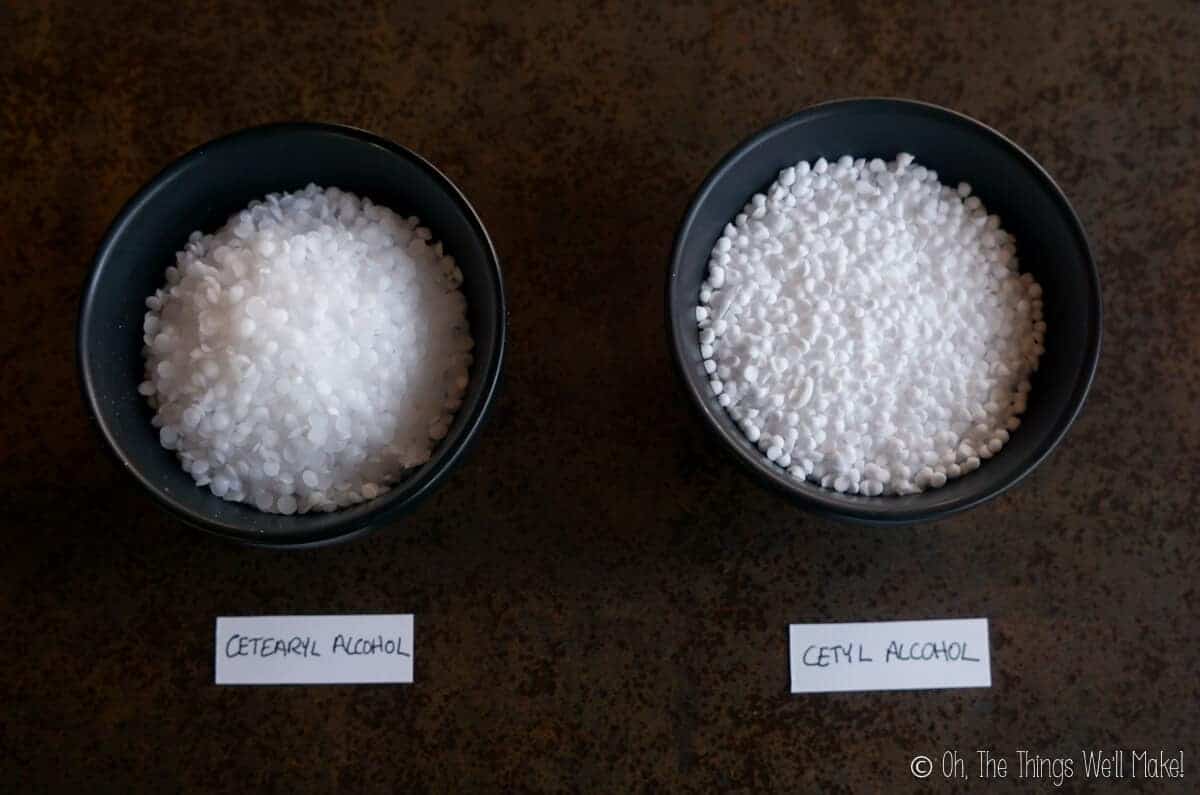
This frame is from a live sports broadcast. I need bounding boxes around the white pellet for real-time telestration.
[142,185,473,514]
[697,155,1043,496]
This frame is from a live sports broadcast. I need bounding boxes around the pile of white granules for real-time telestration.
[697,154,1045,496]
[140,185,473,514]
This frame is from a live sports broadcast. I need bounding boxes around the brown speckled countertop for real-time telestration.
[1,1,1197,791]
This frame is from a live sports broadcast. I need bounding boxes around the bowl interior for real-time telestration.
[79,124,504,545]
[669,100,1100,524]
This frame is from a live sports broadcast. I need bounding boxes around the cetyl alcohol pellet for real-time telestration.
[697,154,1044,496]
[140,185,473,514]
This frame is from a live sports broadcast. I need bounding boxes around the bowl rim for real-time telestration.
[666,97,1102,525]
[77,121,507,547]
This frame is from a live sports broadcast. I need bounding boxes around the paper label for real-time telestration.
[215,614,413,685]
[789,618,990,693]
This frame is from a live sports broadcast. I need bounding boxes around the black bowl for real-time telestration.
[79,123,506,547]
[667,98,1101,525]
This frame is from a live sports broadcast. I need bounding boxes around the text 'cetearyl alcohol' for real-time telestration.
[215,614,413,685]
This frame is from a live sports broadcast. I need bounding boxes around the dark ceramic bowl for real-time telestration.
[79,123,506,547]
[667,98,1101,525]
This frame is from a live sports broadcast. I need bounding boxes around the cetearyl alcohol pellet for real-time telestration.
[140,185,474,514]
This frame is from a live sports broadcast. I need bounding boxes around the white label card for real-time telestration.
[789,618,990,693]
[215,614,414,685]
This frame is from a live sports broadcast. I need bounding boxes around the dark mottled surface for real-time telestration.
[1,1,1197,791]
